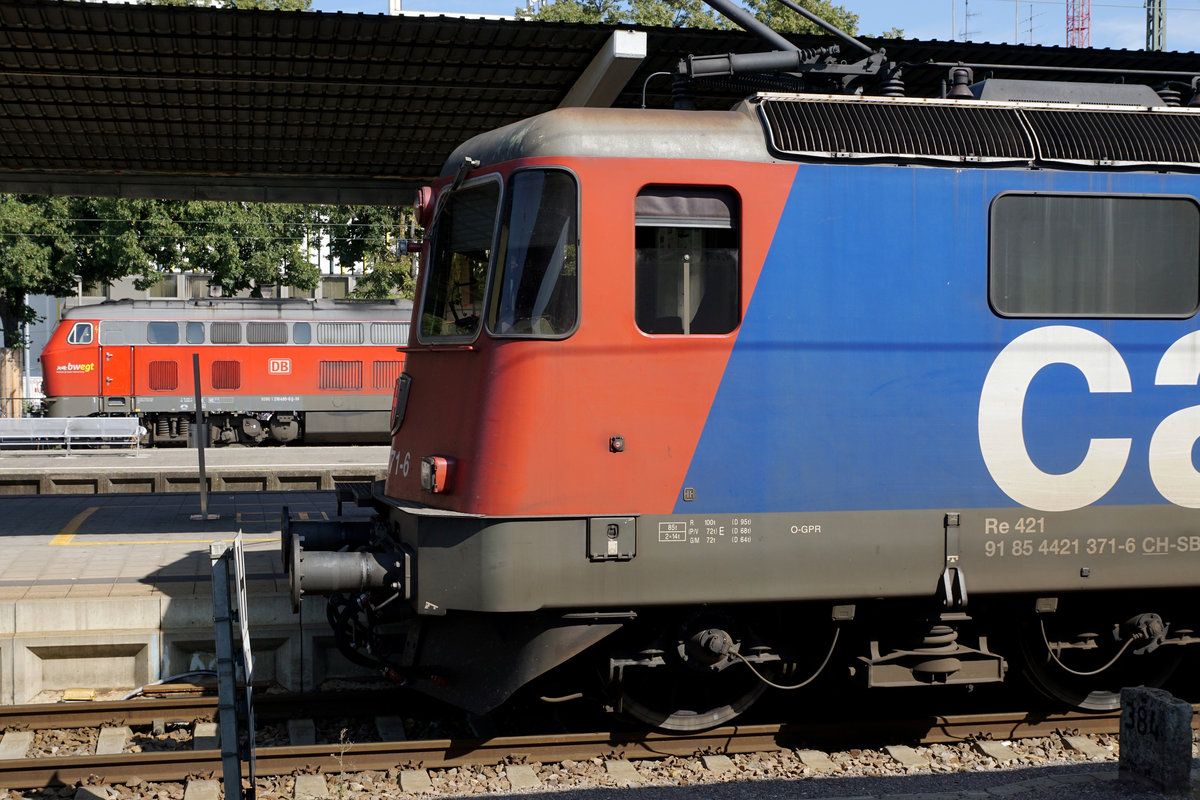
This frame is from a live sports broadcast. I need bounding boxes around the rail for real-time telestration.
[0,417,142,454]
[0,704,1159,789]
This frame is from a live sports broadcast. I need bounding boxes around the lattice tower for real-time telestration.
[1066,0,1091,47]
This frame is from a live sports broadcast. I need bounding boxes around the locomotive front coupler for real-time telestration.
[287,535,412,613]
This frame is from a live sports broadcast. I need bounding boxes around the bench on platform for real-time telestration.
[0,417,143,454]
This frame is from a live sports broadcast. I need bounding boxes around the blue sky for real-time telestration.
[309,0,1200,52]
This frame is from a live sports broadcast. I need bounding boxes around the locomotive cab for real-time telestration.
[40,320,102,417]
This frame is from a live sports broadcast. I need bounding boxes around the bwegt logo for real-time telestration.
[55,362,95,374]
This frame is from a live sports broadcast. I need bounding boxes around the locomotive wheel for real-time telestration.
[1018,615,1181,712]
[612,612,786,732]
[617,662,769,732]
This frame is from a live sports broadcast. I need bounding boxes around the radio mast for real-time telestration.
[1066,0,1091,47]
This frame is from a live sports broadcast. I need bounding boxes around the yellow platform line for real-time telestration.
[50,506,100,546]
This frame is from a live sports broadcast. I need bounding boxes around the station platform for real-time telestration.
[0,489,376,704]
[0,444,390,494]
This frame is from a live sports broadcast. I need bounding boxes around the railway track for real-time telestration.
[0,698,1179,789]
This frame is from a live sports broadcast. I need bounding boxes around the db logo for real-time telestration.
[268,358,291,375]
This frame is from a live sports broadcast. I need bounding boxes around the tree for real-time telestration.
[178,201,319,297]
[518,0,725,26]
[70,197,189,293]
[324,205,417,300]
[0,196,73,347]
[626,0,726,28]
[144,0,314,10]
[519,0,859,33]
[516,0,624,23]
[743,0,858,35]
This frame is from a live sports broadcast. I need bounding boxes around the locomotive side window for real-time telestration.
[66,322,93,345]
[990,193,1200,318]
[147,322,179,344]
[248,322,288,344]
[211,322,242,344]
[186,322,205,344]
[488,169,579,337]
[293,322,311,344]
[635,187,740,335]
[419,180,500,341]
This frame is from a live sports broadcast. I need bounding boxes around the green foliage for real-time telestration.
[516,0,624,23]
[324,205,417,300]
[627,0,725,28]
[143,0,314,10]
[742,0,858,35]
[0,195,413,347]
[518,0,858,32]
[879,26,905,39]
[179,201,319,297]
[0,195,73,346]
[518,0,725,26]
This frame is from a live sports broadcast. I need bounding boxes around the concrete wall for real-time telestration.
[0,591,370,703]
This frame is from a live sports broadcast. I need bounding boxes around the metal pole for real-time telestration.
[210,542,243,800]
[193,353,209,518]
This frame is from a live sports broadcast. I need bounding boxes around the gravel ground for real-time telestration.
[5,729,1190,800]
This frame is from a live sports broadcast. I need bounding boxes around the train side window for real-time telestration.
[147,322,179,344]
[186,322,205,344]
[635,187,740,335]
[66,322,93,345]
[293,322,311,344]
[211,322,241,344]
[990,193,1200,317]
[488,169,579,337]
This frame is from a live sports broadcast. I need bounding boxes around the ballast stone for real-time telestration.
[1118,685,1192,796]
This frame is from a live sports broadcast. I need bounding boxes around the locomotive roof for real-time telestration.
[62,298,413,321]
[445,91,1200,173]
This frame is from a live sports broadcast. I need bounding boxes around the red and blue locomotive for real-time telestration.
[286,12,1200,728]
[40,298,410,445]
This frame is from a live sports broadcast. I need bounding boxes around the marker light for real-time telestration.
[421,456,454,493]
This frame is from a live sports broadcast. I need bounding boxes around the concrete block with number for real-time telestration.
[1118,686,1192,795]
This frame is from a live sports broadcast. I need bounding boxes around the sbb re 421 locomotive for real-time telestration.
[285,12,1200,729]
[40,298,410,446]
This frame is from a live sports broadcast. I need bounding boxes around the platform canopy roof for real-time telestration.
[1,0,1199,205]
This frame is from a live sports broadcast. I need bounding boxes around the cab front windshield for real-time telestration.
[419,180,499,340]
[419,169,579,342]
